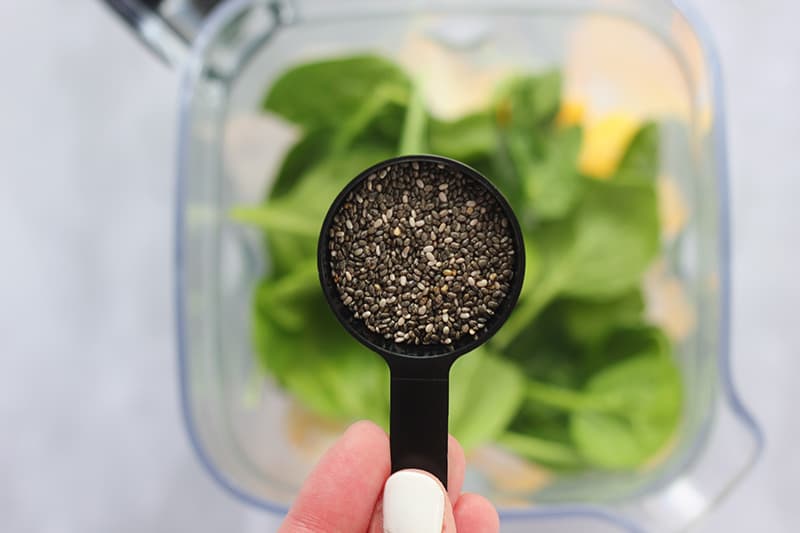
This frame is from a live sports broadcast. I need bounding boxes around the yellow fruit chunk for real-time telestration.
[556,100,585,127]
[658,176,688,240]
[579,113,640,179]
[644,261,696,342]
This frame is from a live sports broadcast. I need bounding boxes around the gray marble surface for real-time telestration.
[1,1,797,531]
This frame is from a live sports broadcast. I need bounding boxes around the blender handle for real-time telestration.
[100,0,225,67]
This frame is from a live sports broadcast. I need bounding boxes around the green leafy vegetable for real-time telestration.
[429,112,496,162]
[560,178,660,298]
[521,125,583,220]
[494,169,660,349]
[449,348,526,450]
[264,55,411,131]
[268,129,332,199]
[399,85,428,154]
[252,259,390,425]
[495,71,562,131]
[559,290,645,348]
[570,352,682,468]
[615,122,660,183]
[492,71,569,216]
[502,328,680,468]
[498,432,584,468]
[237,54,682,471]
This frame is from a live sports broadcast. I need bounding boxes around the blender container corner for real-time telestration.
[101,0,763,531]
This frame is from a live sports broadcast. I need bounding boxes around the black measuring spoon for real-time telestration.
[318,155,525,487]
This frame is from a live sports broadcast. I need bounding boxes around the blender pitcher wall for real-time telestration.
[102,0,226,66]
[99,0,762,531]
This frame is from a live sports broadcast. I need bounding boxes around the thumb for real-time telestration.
[382,470,456,533]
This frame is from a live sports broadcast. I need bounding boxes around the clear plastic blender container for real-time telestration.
[103,0,763,530]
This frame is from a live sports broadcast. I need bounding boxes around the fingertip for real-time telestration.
[448,434,465,464]
[453,493,500,533]
[447,434,466,503]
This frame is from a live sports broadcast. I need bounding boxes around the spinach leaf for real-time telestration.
[491,220,573,350]
[279,322,390,426]
[231,201,322,240]
[615,122,660,182]
[251,260,321,380]
[495,177,658,349]
[501,300,587,450]
[570,352,682,469]
[429,111,496,162]
[253,259,390,426]
[505,326,680,470]
[494,71,562,131]
[521,125,583,220]
[498,432,584,468]
[489,71,564,214]
[499,128,660,344]
[449,348,526,451]
[560,178,659,298]
[587,324,669,373]
[398,85,428,154]
[268,129,332,199]
[504,119,660,350]
[275,144,395,219]
[488,136,527,213]
[330,83,408,152]
[264,55,411,131]
[503,296,585,388]
[558,289,645,348]
[504,294,652,391]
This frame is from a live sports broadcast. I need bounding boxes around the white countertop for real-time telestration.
[1,1,797,531]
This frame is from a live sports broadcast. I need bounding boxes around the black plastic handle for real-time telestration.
[389,374,450,487]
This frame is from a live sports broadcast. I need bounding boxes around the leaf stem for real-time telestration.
[332,85,407,153]
[491,280,554,351]
[498,432,583,467]
[525,380,624,413]
[526,381,589,411]
[230,205,320,239]
[399,83,427,154]
[261,260,319,300]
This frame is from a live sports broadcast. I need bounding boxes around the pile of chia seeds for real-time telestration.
[328,160,516,347]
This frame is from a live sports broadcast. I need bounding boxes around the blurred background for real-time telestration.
[0,1,797,532]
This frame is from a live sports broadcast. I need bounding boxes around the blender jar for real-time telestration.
[103,0,762,531]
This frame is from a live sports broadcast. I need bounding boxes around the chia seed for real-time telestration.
[328,160,516,346]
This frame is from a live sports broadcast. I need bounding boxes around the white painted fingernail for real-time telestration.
[383,470,445,533]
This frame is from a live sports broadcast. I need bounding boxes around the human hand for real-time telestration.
[279,421,500,533]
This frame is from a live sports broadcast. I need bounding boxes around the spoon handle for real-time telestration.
[389,375,450,488]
